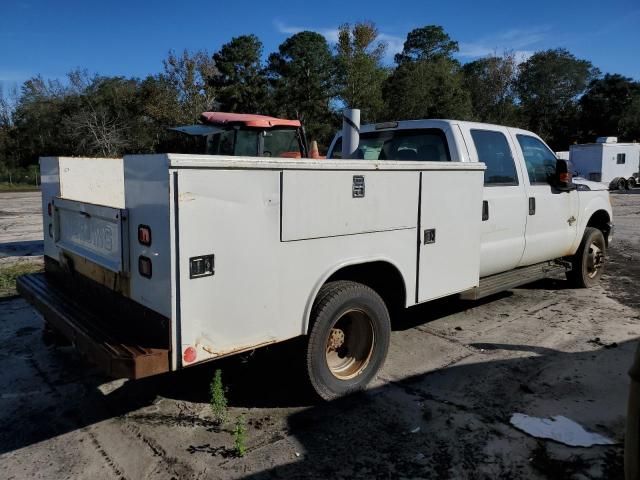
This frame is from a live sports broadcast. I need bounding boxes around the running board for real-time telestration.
[460,261,569,301]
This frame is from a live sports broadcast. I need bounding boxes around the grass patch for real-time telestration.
[0,261,43,297]
[0,183,40,192]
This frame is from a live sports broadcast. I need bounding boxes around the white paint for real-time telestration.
[510,413,614,447]
[57,157,124,208]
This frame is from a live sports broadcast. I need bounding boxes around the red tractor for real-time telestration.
[169,112,321,158]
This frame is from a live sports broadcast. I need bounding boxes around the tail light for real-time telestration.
[138,256,152,278]
[183,346,197,363]
[138,225,152,246]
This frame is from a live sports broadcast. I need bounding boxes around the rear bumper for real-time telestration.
[17,273,170,379]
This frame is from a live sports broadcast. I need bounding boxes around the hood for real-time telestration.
[573,177,608,191]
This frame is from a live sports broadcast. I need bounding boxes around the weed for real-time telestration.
[233,415,247,457]
[209,369,228,425]
[0,261,43,297]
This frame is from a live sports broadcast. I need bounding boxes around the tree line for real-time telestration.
[1,22,639,183]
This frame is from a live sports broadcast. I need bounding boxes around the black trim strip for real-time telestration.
[342,115,360,133]
[280,226,414,243]
[415,172,422,304]
[172,171,183,369]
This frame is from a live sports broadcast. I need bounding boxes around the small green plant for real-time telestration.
[233,415,247,457]
[209,369,228,425]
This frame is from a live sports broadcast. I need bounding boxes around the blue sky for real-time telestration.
[1,0,639,91]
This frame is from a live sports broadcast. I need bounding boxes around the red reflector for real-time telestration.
[138,225,152,246]
[47,203,52,216]
[559,172,571,183]
[138,256,152,278]
[183,346,197,363]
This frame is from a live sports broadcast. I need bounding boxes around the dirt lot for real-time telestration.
[0,191,639,479]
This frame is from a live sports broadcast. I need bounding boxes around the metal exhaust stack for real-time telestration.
[341,109,360,159]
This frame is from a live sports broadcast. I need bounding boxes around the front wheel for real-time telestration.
[566,227,606,288]
[306,281,391,401]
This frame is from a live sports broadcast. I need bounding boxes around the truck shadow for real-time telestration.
[0,296,636,473]
[0,239,44,258]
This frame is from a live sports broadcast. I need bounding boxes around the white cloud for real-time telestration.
[274,20,340,43]
[458,26,549,63]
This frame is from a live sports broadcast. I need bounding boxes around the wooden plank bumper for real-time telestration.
[17,273,169,379]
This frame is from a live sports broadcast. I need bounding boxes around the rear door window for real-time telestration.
[470,130,519,186]
[329,129,450,161]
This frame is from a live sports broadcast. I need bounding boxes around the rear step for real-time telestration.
[460,261,568,301]
[17,273,169,379]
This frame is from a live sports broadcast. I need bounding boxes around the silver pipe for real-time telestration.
[341,109,360,159]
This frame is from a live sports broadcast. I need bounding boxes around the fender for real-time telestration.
[570,193,613,253]
[301,256,409,335]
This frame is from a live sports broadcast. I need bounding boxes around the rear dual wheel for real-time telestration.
[306,281,390,401]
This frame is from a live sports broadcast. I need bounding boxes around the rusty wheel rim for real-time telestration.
[325,309,375,380]
[586,241,604,279]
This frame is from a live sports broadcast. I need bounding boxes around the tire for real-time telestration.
[618,178,628,190]
[628,177,637,189]
[566,227,606,288]
[306,280,391,401]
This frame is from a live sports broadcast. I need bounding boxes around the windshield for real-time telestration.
[204,128,301,157]
[263,129,301,158]
[329,128,450,161]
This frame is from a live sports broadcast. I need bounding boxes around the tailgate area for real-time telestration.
[17,270,170,379]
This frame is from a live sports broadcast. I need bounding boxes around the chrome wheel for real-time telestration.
[325,309,375,380]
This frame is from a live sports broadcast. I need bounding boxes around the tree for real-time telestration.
[579,74,640,141]
[462,52,520,126]
[394,25,458,64]
[384,57,472,120]
[335,22,388,123]
[384,26,471,121]
[211,34,268,113]
[267,31,337,145]
[161,49,217,123]
[516,48,599,149]
[619,92,640,142]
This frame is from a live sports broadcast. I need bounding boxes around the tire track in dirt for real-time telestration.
[122,422,197,479]
[83,427,128,479]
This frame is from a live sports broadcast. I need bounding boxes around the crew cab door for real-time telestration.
[462,127,528,277]
[511,132,579,265]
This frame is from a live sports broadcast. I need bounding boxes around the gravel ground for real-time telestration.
[0,191,638,479]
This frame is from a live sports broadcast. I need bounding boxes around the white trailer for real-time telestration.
[570,137,640,189]
[18,120,614,400]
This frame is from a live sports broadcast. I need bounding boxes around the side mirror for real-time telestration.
[554,159,577,192]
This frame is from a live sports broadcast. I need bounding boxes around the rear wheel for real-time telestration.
[306,281,390,401]
[566,227,606,288]
[628,177,637,189]
[618,178,628,190]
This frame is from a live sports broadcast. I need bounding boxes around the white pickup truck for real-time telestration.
[18,119,613,400]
